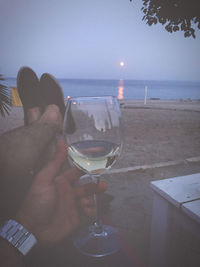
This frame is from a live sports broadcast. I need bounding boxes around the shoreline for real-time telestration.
[119,98,200,112]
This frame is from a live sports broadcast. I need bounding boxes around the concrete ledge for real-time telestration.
[107,156,200,174]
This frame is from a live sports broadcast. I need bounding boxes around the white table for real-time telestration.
[149,173,200,267]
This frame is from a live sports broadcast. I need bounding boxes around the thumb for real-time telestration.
[36,139,67,184]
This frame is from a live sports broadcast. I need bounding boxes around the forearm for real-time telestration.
[0,238,25,267]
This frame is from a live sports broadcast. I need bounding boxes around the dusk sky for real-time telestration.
[1,0,200,80]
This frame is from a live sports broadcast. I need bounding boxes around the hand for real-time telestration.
[16,140,106,246]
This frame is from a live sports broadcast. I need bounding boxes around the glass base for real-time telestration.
[74,224,120,257]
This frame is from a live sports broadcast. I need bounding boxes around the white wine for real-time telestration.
[68,140,120,174]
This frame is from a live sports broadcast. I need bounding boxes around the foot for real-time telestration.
[27,107,41,124]
[40,104,63,130]
[40,73,66,118]
[39,104,63,162]
[17,67,41,125]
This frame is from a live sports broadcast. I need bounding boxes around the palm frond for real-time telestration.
[0,74,11,117]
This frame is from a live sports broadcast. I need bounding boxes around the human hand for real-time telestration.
[16,140,106,246]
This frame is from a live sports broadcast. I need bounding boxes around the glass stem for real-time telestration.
[93,175,103,234]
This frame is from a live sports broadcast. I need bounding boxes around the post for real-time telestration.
[144,86,148,105]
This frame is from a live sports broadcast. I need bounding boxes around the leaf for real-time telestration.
[153,17,157,24]
[135,0,199,38]
[181,22,186,31]
[173,25,179,31]
[191,31,196,38]
[165,24,173,33]
[0,75,11,117]
[147,20,153,26]
[184,31,190,37]
[159,17,166,24]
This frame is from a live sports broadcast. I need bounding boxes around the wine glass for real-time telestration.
[63,96,123,257]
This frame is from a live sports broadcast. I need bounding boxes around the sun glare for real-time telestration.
[120,61,125,67]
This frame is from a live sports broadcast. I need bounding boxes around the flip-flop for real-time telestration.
[40,73,66,117]
[17,67,41,125]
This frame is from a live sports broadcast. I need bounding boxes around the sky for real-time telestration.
[0,0,200,81]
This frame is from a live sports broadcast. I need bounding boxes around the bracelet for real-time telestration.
[0,219,37,255]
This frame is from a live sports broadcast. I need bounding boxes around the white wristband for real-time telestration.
[0,219,37,255]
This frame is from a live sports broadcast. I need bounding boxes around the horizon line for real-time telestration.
[4,77,200,83]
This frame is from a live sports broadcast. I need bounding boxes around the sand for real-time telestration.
[1,100,200,167]
[1,100,200,265]
[1,99,200,176]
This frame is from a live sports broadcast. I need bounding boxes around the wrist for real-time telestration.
[0,237,25,267]
[0,219,37,256]
[15,212,35,237]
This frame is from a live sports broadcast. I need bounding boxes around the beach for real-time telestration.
[1,99,200,265]
[1,99,200,167]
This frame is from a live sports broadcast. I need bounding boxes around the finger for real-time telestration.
[79,196,94,208]
[74,182,99,198]
[62,167,84,183]
[98,181,107,192]
[55,174,69,190]
[83,206,96,218]
[55,139,67,162]
[74,180,108,198]
[36,140,67,183]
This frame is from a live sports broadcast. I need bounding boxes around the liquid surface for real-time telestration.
[68,140,120,174]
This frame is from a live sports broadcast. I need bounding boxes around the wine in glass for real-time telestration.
[63,96,123,257]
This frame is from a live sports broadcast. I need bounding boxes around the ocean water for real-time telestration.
[3,78,200,100]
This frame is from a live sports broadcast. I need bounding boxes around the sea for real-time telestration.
[3,78,200,100]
